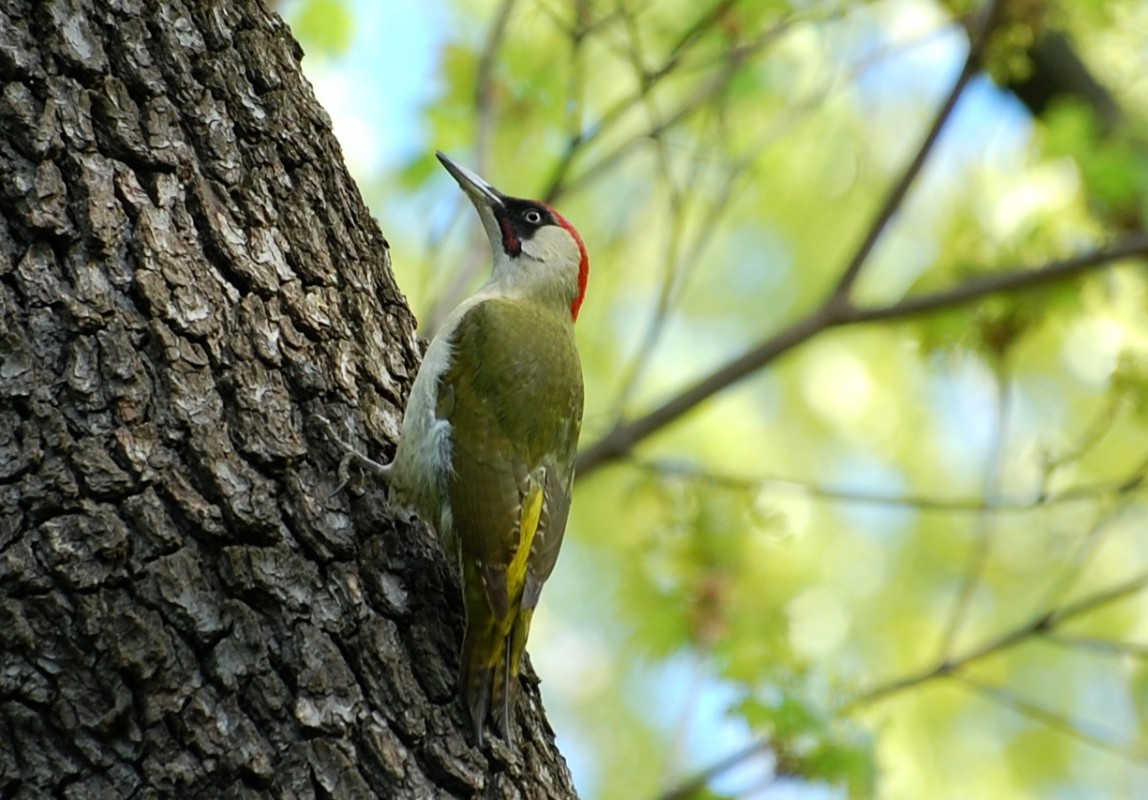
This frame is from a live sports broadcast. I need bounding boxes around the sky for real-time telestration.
[292,1,447,175]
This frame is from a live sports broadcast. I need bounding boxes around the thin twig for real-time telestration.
[474,0,519,160]
[564,0,591,142]
[1042,632,1148,659]
[609,4,690,415]
[542,0,763,202]
[656,740,772,800]
[844,568,1148,711]
[424,0,520,333]
[661,657,711,791]
[953,673,1148,764]
[1038,394,1124,484]
[627,458,1138,512]
[607,15,759,418]
[554,25,788,203]
[1032,451,1148,612]
[938,363,1012,658]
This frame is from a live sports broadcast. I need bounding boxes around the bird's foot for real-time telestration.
[312,414,392,495]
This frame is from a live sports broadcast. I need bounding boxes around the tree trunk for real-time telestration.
[0,1,577,797]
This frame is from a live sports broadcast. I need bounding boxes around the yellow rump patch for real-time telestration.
[507,482,543,596]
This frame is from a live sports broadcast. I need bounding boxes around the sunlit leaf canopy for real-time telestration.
[287,0,1148,797]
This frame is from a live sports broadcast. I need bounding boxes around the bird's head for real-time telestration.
[437,151,589,321]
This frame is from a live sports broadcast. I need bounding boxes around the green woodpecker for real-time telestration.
[384,152,588,745]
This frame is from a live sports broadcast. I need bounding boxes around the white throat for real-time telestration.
[487,226,581,313]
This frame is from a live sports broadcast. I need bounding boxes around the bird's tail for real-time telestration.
[459,617,495,746]
[459,604,535,746]
[489,605,534,744]
[460,482,545,745]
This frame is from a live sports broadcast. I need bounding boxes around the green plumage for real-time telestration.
[436,296,583,744]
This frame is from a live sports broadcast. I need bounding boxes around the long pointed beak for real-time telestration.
[436,151,504,208]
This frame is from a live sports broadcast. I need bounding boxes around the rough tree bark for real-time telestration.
[0,1,577,797]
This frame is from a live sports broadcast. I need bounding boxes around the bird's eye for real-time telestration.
[523,209,543,225]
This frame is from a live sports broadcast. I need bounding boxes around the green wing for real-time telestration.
[436,297,583,744]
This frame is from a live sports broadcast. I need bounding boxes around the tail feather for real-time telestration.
[456,476,549,746]
[460,631,495,747]
[461,611,535,746]
[490,636,513,744]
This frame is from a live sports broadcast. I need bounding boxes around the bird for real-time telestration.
[383,151,588,746]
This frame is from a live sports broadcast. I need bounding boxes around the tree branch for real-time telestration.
[828,0,1006,305]
[578,307,832,474]
[844,568,1148,711]
[845,233,1148,323]
[577,233,1148,478]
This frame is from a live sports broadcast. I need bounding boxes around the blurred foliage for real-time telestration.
[281,0,354,58]
[304,0,1148,797]
[1041,99,1148,227]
